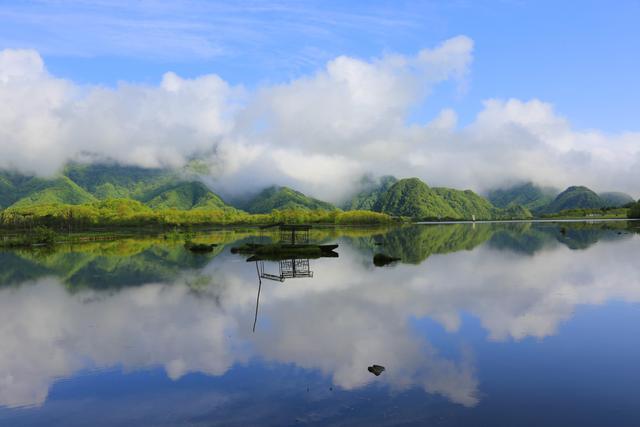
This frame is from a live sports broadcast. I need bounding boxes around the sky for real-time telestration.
[0,0,639,200]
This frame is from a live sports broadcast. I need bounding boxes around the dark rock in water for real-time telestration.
[368,365,385,376]
[373,253,401,267]
[184,242,217,252]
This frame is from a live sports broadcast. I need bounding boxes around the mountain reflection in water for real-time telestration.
[1,221,639,426]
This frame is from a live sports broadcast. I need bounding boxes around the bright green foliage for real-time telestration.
[346,175,397,210]
[432,188,495,219]
[599,192,635,207]
[542,186,606,214]
[240,186,336,214]
[144,182,229,210]
[2,164,236,211]
[374,178,517,220]
[64,163,174,200]
[10,176,96,208]
[0,199,393,230]
[487,182,558,212]
[335,210,395,224]
[376,178,458,219]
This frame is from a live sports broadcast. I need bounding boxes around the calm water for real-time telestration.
[1,222,639,426]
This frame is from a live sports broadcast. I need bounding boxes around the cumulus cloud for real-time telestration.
[0,37,639,201]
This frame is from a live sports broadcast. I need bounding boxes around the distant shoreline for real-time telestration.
[417,218,639,225]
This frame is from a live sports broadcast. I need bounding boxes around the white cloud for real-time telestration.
[0,39,639,201]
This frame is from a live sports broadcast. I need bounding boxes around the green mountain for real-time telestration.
[143,182,228,210]
[0,174,18,209]
[64,163,176,200]
[346,175,398,210]
[432,187,496,219]
[542,186,606,214]
[0,163,234,211]
[487,182,558,212]
[8,176,97,208]
[239,186,336,214]
[372,178,523,220]
[599,192,635,207]
[375,178,458,219]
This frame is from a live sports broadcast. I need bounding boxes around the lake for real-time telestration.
[1,221,639,426]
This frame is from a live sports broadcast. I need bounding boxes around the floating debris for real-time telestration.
[373,253,401,267]
[368,365,385,376]
[231,243,338,260]
[184,242,217,252]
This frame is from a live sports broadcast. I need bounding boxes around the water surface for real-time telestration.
[1,222,639,426]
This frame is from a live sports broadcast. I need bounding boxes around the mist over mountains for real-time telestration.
[1,163,635,220]
[1,41,639,201]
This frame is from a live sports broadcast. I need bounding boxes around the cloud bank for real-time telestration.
[1,37,639,201]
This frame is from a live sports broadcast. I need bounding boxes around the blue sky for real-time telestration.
[1,0,638,130]
[1,1,639,197]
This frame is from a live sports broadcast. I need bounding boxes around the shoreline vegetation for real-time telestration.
[0,205,637,250]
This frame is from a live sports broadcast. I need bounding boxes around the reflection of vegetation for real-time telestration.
[488,221,634,253]
[1,222,637,291]
[348,224,494,264]
[487,223,553,254]
[349,221,638,263]
[0,236,225,290]
[0,226,57,248]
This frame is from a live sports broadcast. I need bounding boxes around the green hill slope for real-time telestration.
[433,187,496,219]
[599,192,635,207]
[9,176,97,208]
[373,178,531,220]
[375,178,458,219]
[144,181,229,210]
[346,175,398,210]
[542,186,606,214]
[487,182,558,212]
[0,175,16,209]
[0,164,234,212]
[240,186,335,214]
[64,163,174,200]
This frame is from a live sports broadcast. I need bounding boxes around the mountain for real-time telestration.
[432,187,496,219]
[3,175,96,209]
[487,182,558,212]
[599,192,635,207]
[143,182,229,210]
[375,178,458,218]
[238,186,336,214]
[64,163,176,200]
[542,186,606,214]
[0,173,19,209]
[0,163,234,211]
[367,177,532,220]
[346,175,398,210]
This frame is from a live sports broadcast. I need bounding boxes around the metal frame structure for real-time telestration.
[256,258,314,282]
